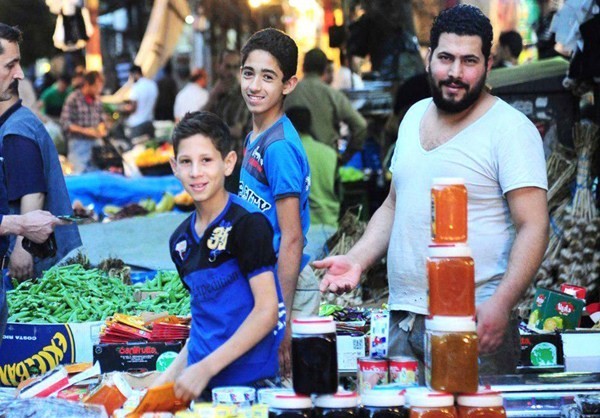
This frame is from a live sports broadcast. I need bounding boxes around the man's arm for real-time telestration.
[0,210,63,243]
[315,182,397,293]
[10,193,45,280]
[477,187,549,353]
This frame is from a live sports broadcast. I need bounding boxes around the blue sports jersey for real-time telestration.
[238,114,311,270]
[169,194,286,388]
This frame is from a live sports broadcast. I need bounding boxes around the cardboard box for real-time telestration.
[517,332,564,373]
[528,288,585,332]
[93,341,183,373]
[0,321,102,387]
[336,334,365,371]
[561,330,600,372]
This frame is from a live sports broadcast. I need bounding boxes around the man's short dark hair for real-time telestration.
[430,4,493,63]
[0,23,22,54]
[172,111,234,158]
[286,106,311,134]
[83,70,102,86]
[58,74,72,85]
[302,48,328,75]
[130,64,143,76]
[241,28,298,82]
[499,30,523,59]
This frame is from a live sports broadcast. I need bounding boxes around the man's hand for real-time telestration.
[476,297,511,354]
[313,255,362,295]
[174,360,213,402]
[278,324,292,379]
[18,210,66,243]
[8,244,34,282]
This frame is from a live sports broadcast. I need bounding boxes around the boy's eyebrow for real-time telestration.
[241,65,279,77]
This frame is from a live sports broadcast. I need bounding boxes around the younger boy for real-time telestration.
[238,28,318,376]
[155,111,285,401]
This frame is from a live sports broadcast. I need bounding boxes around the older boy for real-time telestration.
[238,28,318,376]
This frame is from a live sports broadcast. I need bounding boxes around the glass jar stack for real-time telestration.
[426,178,477,394]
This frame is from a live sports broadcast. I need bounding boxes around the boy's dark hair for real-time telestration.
[499,30,523,59]
[241,28,298,82]
[302,48,328,75]
[286,106,311,134]
[83,71,103,86]
[172,111,234,158]
[0,23,22,54]
[430,4,493,63]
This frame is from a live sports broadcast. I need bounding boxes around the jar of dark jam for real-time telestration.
[314,392,359,418]
[268,393,312,418]
[359,390,408,418]
[292,317,338,395]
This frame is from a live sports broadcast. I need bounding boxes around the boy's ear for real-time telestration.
[282,75,298,96]
[169,156,178,176]
[224,150,237,176]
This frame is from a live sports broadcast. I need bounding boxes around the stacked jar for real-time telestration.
[426,178,478,394]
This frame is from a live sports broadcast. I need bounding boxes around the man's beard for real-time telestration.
[428,69,486,114]
[0,80,19,102]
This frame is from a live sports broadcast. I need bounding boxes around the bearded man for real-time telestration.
[315,4,549,383]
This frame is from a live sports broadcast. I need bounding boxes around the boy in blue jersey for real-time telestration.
[238,28,318,377]
[154,111,285,401]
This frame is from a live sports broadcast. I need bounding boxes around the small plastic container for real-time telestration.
[358,357,389,394]
[431,178,468,243]
[257,387,295,405]
[292,317,338,395]
[457,390,506,418]
[359,390,408,418]
[268,393,312,418]
[212,386,256,407]
[425,316,478,394]
[313,391,359,418]
[406,388,457,418]
[427,244,475,317]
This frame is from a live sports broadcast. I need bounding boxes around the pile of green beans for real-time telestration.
[7,265,190,323]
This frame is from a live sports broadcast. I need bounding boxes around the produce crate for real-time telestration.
[0,321,102,387]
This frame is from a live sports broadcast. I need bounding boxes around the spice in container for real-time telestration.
[457,389,506,418]
[431,178,468,243]
[406,388,457,418]
[427,244,475,317]
[292,316,338,395]
[425,316,478,394]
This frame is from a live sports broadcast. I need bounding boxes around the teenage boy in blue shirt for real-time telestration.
[154,111,285,401]
[238,28,318,377]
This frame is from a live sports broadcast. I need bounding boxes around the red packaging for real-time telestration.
[357,357,388,394]
[560,284,587,300]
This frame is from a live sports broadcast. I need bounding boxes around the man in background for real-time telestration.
[123,65,158,140]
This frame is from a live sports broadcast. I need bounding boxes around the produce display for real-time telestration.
[7,265,190,323]
[134,142,174,168]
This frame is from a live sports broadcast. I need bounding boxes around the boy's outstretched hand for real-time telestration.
[313,255,363,295]
[174,361,213,402]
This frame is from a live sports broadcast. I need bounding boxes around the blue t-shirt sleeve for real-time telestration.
[264,140,305,200]
[4,134,47,201]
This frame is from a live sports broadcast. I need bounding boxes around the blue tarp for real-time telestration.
[65,172,184,212]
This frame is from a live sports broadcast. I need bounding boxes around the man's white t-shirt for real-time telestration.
[173,83,209,120]
[127,77,159,127]
[388,97,548,314]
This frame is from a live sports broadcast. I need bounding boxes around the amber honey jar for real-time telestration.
[425,316,478,394]
[406,388,457,418]
[427,244,475,317]
[457,390,506,418]
[431,178,468,243]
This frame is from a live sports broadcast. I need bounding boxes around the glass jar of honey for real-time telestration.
[457,390,506,418]
[431,178,468,243]
[406,388,457,418]
[425,316,478,394]
[292,316,338,395]
[427,244,475,317]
